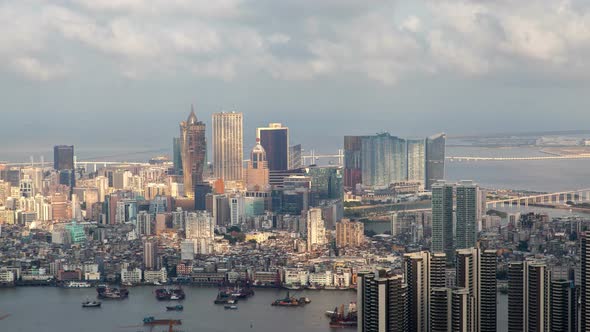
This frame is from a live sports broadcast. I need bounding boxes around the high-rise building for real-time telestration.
[407,139,426,186]
[525,261,551,332]
[306,208,326,250]
[335,218,364,247]
[404,251,430,332]
[212,194,230,226]
[425,133,446,190]
[172,137,183,176]
[185,211,214,255]
[479,250,498,332]
[54,145,74,171]
[360,133,407,188]
[508,262,524,332]
[194,183,211,211]
[455,249,477,332]
[454,248,497,332]
[581,232,590,331]
[550,279,576,332]
[212,112,243,182]
[509,260,552,332]
[257,123,289,172]
[306,165,343,205]
[357,270,408,332]
[143,240,158,270]
[343,136,362,188]
[180,107,207,198]
[431,181,454,262]
[430,252,447,289]
[288,144,302,170]
[245,139,269,191]
[456,181,479,250]
[451,287,471,332]
[430,287,451,332]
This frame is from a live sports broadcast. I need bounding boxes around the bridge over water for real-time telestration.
[447,155,590,162]
[486,188,590,209]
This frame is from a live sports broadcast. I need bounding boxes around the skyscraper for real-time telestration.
[53,145,74,171]
[180,107,207,198]
[257,123,289,171]
[172,137,183,175]
[407,139,426,185]
[508,262,524,332]
[451,287,471,332]
[456,181,479,250]
[551,279,576,332]
[509,260,552,332]
[245,139,269,191]
[343,136,362,188]
[425,133,446,190]
[357,270,408,332]
[212,112,243,182]
[525,261,551,332]
[430,287,451,332]
[404,251,430,332]
[288,144,302,170]
[581,232,590,331]
[430,252,447,289]
[479,250,498,332]
[361,133,407,187]
[455,249,477,332]
[431,181,454,262]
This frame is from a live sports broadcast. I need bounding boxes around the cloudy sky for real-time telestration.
[2,0,590,159]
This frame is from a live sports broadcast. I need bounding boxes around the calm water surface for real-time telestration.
[0,286,356,332]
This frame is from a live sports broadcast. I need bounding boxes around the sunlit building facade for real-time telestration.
[180,107,207,198]
[212,112,243,182]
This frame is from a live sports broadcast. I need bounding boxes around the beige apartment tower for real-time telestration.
[335,218,364,247]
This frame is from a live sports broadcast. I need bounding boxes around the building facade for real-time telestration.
[180,108,207,198]
[257,123,289,172]
[212,112,243,182]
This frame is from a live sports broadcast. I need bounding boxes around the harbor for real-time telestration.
[0,286,358,332]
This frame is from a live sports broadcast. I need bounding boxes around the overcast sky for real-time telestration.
[2,0,590,159]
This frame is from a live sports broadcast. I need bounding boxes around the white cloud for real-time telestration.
[1,0,590,83]
[12,57,67,81]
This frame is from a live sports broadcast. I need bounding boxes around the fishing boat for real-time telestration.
[271,292,309,307]
[224,305,238,310]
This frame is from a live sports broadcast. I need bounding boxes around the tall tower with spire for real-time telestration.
[180,106,207,198]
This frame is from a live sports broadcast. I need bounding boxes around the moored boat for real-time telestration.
[82,300,102,308]
[166,305,183,311]
[271,292,309,307]
[224,305,238,310]
[142,316,182,326]
[96,285,129,299]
